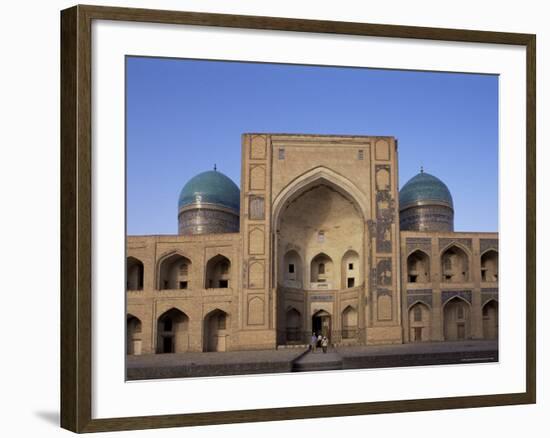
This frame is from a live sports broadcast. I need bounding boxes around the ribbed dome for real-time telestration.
[399,171,453,210]
[178,170,240,213]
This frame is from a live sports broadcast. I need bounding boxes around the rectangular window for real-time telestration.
[219,279,229,288]
[218,315,226,330]
[318,230,325,243]
[179,281,188,289]
[409,275,418,283]
[358,149,364,160]
[278,148,285,160]
[179,264,188,275]
[347,277,355,288]
[348,263,354,270]
[318,263,325,274]
[288,263,295,273]
[414,306,422,322]
[457,306,464,319]
[163,280,169,289]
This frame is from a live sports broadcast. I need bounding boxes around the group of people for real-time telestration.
[310,332,329,353]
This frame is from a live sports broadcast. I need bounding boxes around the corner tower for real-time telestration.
[178,169,240,235]
[399,169,454,232]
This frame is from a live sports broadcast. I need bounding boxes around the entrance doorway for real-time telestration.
[312,310,331,339]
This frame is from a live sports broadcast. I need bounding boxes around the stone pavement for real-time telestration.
[126,340,498,380]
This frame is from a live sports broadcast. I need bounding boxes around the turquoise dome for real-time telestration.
[399,171,453,210]
[178,170,240,213]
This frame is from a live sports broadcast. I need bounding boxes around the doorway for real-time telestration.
[312,310,331,339]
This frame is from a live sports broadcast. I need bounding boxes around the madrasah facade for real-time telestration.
[126,134,498,355]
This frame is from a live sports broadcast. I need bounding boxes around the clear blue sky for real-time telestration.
[126,56,498,235]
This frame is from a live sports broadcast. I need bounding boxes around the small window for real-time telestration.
[409,275,418,283]
[318,263,325,274]
[179,281,188,289]
[218,279,229,288]
[278,148,285,160]
[457,305,464,320]
[179,264,188,275]
[347,277,355,288]
[163,280,169,289]
[358,149,364,160]
[348,263,354,270]
[288,264,295,273]
[318,230,325,243]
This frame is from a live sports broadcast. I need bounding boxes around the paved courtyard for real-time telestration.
[127,340,498,380]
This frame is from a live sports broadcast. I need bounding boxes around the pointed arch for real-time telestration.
[408,302,431,342]
[282,249,303,288]
[310,252,334,284]
[443,297,471,341]
[205,254,231,289]
[126,256,144,290]
[203,308,230,352]
[156,308,189,353]
[481,249,499,282]
[482,299,499,339]
[126,314,142,355]
[341,249,361,289]
[272,166,369,226]
[341,305,358,339]
[157,251,192,290]
[407,250,430,283]
[441,244,470,283]
[285,307,302,343]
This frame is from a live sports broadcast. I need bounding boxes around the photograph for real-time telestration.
[124,56,500,380]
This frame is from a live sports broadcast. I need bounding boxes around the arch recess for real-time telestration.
[441,245,470,283]
[272,166,369,226]
[156,251,192,290]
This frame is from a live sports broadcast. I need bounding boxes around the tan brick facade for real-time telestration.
[126,134,498,355]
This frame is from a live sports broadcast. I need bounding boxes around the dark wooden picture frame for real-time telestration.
[60,4,536,433]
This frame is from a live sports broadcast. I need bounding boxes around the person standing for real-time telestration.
[310,333,317,352]
[321,336,329,353]
[317,333,323,349]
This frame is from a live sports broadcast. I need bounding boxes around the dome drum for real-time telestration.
[399,171,454,232]
[178,170,241,236]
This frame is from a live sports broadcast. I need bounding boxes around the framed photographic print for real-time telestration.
[60,4,536,433]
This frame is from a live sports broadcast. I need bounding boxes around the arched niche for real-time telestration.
[126,314,142,355]
[441,245,469,283]
[282,250,302,288]
[310,253,334,287]
[158,253,191,290]
[204,309,229,352]
[285,307,302,343]
[273,168,366,294]
[205,255,231,289]
[407,250,430,283]
[341,305,358,339]
[482,299,499,339]
[156,308,189,353]
[481,250,498,282]
[408,302,431,342]
[341,250,361,289]
[127,256,144,290]
[443,297,471,341]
